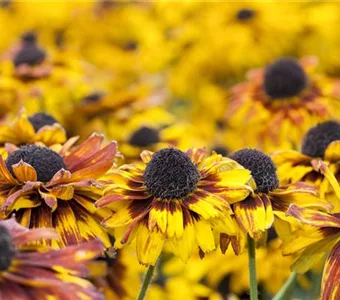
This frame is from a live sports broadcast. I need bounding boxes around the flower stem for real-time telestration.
[273,272,297,300]
[137,264,156,300]
[247,235,258,300]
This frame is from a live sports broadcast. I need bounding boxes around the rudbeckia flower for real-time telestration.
[0,110,66,147]
[96,147,253,266]
[225,57,339,152]
[272,120,340,211]
[0,217,104,300]
[284,204,340,300]
[219,148,327,254]
[0,133,117,248]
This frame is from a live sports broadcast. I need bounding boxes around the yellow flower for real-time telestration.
[0,133,117,248]
[96,147,252,265]
[0,110,66,148]
[0,217,104,300]
[283,204,340,300]
[225,57,339,152]
[219,148,328,254]
[272,120,340,212]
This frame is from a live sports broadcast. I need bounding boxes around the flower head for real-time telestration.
[225,57,338,152]
[219,148,326,254]
[0,133,117,248]
[272,120,340,211]
[96,147,253,265]
[0,217,104,300]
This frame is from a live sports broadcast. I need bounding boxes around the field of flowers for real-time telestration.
[1,2,340,300]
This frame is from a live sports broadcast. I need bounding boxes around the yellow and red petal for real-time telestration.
[321,241,340,300]
[140,150,153,164]
[166,201,184,238]
[233,194,268,238]
[287,204,340,228]
[186,147,207,165]
[0,155,17,184]
[184,190,230,220]
[12,161,37,182]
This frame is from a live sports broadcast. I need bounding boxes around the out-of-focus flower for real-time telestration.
[0,217,104,300]
[89,245,144,300]
[0,110,66,148]
[219,148,328,254]
[272,121,340,212]
[0,133,117,248]
[96,147,252,265]
[284,204,340,300]
[225,57,340,152]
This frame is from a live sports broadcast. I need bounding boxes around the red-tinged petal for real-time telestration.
[287,204,340,228]
[321,241,340,300]
[12,160,37,182]
[39,191,57,211]
[70,161,113,182]
[234,195,268,238]
[53,201,83,247]
[324,140,340,162]
[186,147,207,165]
[312,159,340,199]
[69,141,117,173]
[46,169,72,186]
[2,182,40,210]
[140,150,153,163]
[0,155,17,184]
[95,191,150,207]
[220,233,231,254]
[64,133,104,171]
[58,136,79,156]
[13,227,58,247]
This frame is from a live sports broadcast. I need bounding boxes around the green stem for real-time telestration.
[273,272,297,300]
[137,264,156,300]
[247,235,258,300]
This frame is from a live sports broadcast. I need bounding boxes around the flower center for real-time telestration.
[263,58,307,99]
[236,8,255,21]
[301,121,340,158]
[123,40,138,51]
[6,145,66,182]
[28,112,58,132]
[144,148,200,199]
[129,127,160,147]
[13,33,46,67]
[0,225,15,271]
[230,148,279,193]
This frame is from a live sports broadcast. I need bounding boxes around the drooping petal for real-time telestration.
[234,194,268,238]
[136,223,165,266]
[167,201,184,238]
[292,234,340,273]
[194,219,216,252]
[148,200,168,233]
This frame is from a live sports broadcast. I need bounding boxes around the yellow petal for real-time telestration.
[324,140,340,162]
[167,201,184,238]
[136,224,165,266]
[194,219,216,252]
[12,160,37,182]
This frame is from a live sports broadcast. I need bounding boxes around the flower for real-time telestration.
[225,57,339,152]
[0,133,117,248]
[283,204,340,300]
[96,147,253,265]
[272,120,340,212]
[219,148,328,254]
[0,110,67,148]
[0,217,104,300]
